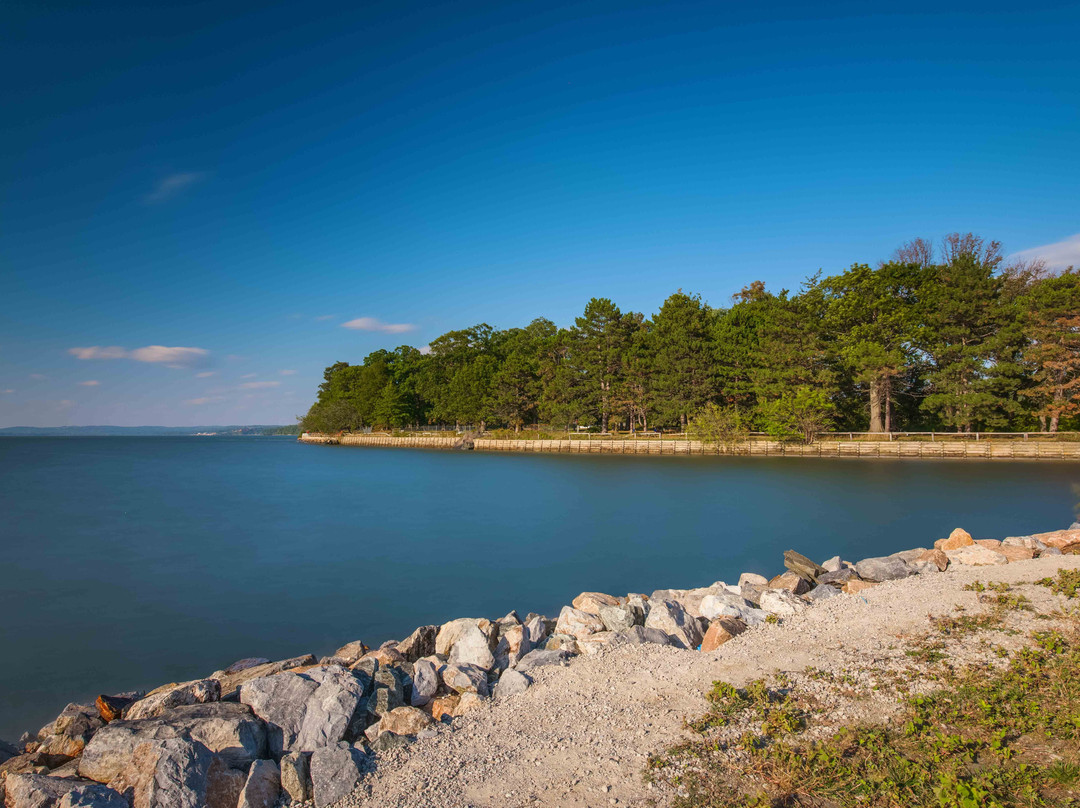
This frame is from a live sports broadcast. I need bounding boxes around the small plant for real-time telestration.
[1037,568,1080,598]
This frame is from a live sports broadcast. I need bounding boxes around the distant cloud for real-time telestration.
[240,373,257,379]
[1010,232,1080,271]
[342,317,416,334]
[418,344,432,355]
[29,373,47,380]
[78,380,100,387]
[279,369,297,376]
[239,381,280,389]
[68,345,209,368]
[195,371,216,378]
[184,396,224,406]
[315,314,336,322]
[2,389,13,394]
[144,172,207,204]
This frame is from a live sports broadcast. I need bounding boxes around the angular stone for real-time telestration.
[370,732,411,753]
[205,757,246,808]
[34,733,87,768]
[908,560,941,575]
[783,549,825,581]
[4,774,126,808]
[767,571,811,595]
[309,743,366,808]
[946,545,1008,566]
[1031,529,1080,552]
[0,753,48,781]
[95,695,134,724]
[78,702,267,783]
[1002,536,1047,552]
[515,649,571,672]
[434,619,496,670]
[644,599,703,649]
[576,631,617,655]
[493,669,531,700]
[737,572,768,588]
[523,615,550,649]
[936,528,974,551]
[440,663,489,697]
[611,626,674,646]
[805,584,843,602]
[974,539,1002,549]
[365,668,405,719]
[331,641,369,666]
[240,666,367,757]
[454,692,486,716]
[212,655,317,701]
[237,759,280,808]
[843,579,880,595]
[891,547,929,563]
[698,591,755,621]
[396,626,437,662]
[597,603,637,632]
[409,659,438,707]
[57,784,129,808]
[570,592,620,615]
[917,548,950,571]
[819,556,843,573]
[429,695,460,722]
[999,545,1035,562]
[817,567,858,586]
[542,634,580,654]
[52,704,104,740]
[493,623,532,670]
[554,606,606,639]
[106,737,215,808]
[700,617,747,652]
[854,556,910,582]
[125,679,221,721]
[759,589,807,617]
[377,707,432,737]
[279,752,311,804]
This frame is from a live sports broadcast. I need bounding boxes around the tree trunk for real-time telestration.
[1050,415,1060,433]
[884,379,893,433]
[868,378,885,433]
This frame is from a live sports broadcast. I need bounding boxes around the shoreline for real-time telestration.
[299,432,1080,460]
[2,526,1079,807]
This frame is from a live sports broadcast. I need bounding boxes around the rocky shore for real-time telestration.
[2,525,1079,808]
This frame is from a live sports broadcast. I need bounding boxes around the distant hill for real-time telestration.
[0,424,300,437]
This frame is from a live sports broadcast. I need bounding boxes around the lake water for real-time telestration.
[1,436,1077,741]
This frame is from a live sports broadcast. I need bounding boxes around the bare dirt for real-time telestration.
[334,555,1080,808]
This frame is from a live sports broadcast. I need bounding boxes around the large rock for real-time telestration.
[917,548,950,571]
[651,584,740,618]
[515,649,571,672]
[819,556,843,573]
[700,617,747,652]
[854,556,911,582]
[644,599,702,649]
[409,659,438,707]
[999,545,1035,562]
[330,642,369,666]
[4,774,125,808]
[493,669,531,700]
[1031,529,1080,552]
[106,737,215,808]
[759,589,807,617]
[493,623,532,670]
[523,615,550,649]
[377,707,432,737]
[78,703,267,783]
[783,549,825,581]
[542,634,580,655]
[767,571,811,595]
[237,759,280,808]
[95,695,136,724]
[212,655,317,701]
[435,619,496,670]
[554,606,605,639]
[396,626,437,662]
[125,680,221,721]
[805,584,842,602]
[365,668,405,719]
[570,592,620,615]
[936,528,974,551]
[440,664,489,697]
[309,743,367,808]
[576,631,617,655]
[737,572,768,588]
[844,579,880,595]
[945,545,1008,566]
[817,567,858,586]
[279,752,311,804]
[698,591,755,621]
[239,666,368,757]
[597,604,636,632]
[611,626,674,647]
[1002,536,1048,552]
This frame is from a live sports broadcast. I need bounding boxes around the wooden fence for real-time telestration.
[299,434,1080,460]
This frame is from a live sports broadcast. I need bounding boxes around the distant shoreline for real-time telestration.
[299,432,1080,460]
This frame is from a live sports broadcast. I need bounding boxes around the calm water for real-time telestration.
[1,436,1077,740]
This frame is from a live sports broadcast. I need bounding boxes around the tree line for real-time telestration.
[300,234,1080,439]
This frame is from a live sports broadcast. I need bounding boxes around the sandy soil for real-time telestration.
[335,554,1080,808]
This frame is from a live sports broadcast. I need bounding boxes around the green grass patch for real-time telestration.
[1038,568,1080,599]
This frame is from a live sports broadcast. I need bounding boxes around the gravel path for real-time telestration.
[335,555,1080,808]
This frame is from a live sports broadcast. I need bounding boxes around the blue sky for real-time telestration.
[2,0,1079,427]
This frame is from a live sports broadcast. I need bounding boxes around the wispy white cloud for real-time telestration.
[78,380,100,387]
[279,369,297,376]
[240,373,257,379]
[239,381,280,389]
[2,389,13,394]
[342,317,416,334]
[1010,232,1080,271]
[68,345,209,368]
[184,396,225,406]
[29,373,47,380]
[144,172,207,204]
[195,371,216,378]
[315,314,336,322]
[418,344,432,355]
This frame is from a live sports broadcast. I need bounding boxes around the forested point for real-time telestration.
[300,234,1080,440]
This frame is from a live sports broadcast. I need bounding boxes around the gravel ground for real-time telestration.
[334,554,1080,808]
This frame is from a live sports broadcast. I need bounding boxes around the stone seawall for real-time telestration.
[299,433,1080,460]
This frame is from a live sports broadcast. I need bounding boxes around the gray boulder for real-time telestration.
[817,567,857,586]
[611,626,674,646]
[553,606,605,639]
[698,591,756,621]
[854,556,912,582]
[644,600,702,649]
[125,679,221,721]
[597,603,636,632]
[759,589,808,617]
[440,663,489,697]
[78,702,266,783]
[515,649,571,672]
[106,737,215,808]
[395,626,437,662]
[237,759,280,808]
[4,774,126,808]
[366,667,405,719]
[309,743,367,808]
[279,752,312,803]
[213,654,317,701]
[783,549,825,581]
[409,659,438,707]
[493,669,531,700]
[820,556,843,573]
[523,615,550,648]
[240,666,368,757]
[892,547,929,563]
[370,732,411,753]
[804,584,842,603]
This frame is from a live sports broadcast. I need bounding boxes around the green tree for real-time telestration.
[650,292,717,429]
[687,403,749,451]
[571,298,634,432]
[758,387,835,443]
[1021,269,1080,432]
